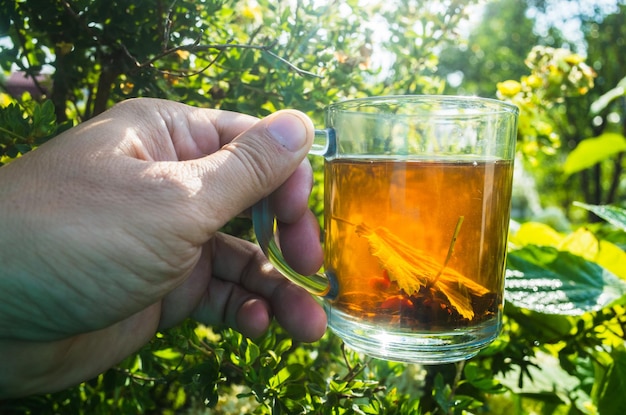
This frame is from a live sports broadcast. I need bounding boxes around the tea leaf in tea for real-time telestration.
[354,220,489,320]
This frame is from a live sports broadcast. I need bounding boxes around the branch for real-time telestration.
[162,0,178,50]
[112,367,167,384]
[263,48,323,79]
[130,41,323,79]
[154,48,224,78]
[60,0,322,79]
[7,8,49,97]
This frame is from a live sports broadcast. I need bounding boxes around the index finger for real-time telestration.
[155,102,261,159]
[100,99,262,162]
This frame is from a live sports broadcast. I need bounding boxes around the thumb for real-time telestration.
[190,109,315,229]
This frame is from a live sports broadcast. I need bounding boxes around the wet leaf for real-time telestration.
[506,245,626,315]
[573,202,626,231]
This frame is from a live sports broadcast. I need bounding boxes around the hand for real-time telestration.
[0,98,326,398]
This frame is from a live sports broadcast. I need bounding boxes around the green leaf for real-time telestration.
[269,364,305,389]
[596,346,626,415]
[244,338,260,365]
[432,373,454,413]
[464,362,506,393]
[573,202,626,232]
[274,338,293,356]
[563,132,626,176]
[151,347,182,360]
[505,245,626,315]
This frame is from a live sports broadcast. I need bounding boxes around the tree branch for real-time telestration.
[128,41,323,79]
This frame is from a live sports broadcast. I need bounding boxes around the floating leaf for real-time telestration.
[506,245,626,315]
[353,221,489,320]
[573,202,626,231]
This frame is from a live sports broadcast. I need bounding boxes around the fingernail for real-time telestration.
[267,113,307,152]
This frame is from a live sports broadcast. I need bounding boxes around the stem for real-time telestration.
[450,360,465,398]
[0,126,27,142]
[606,152,624,204]
[431,216,464,287]
[112,367,166,384]
[340,343,370,383]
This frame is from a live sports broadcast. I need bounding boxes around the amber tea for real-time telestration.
[324,158,513,331]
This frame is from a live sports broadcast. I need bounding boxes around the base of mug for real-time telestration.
[325,306,501,365]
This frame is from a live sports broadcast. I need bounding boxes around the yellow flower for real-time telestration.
[120,81,135,94]
[195,324,222,342]
[175,50,190,60]
[241,3,262,23]
[564,53,584,65]
[524,74,543,89]
[497,80,522,97]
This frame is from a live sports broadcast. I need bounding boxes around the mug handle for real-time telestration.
[251,129,337,298]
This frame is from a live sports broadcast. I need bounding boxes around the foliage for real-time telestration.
[1,0,626,414]
[0,97,71,165]
[496,45,596,160]
[495,204,626,414]
[442,0,626,217]
[438,0,543,96]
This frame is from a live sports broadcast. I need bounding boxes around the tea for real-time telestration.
[324,158,513,331]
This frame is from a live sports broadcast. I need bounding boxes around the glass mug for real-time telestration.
[253,95,518,364]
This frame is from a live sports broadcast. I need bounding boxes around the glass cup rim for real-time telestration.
[327,94,520,117]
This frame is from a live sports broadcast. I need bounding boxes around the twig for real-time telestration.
[155,50,223,78]
[162,0,178,50]
[263,48,322,78]
[59,0,322,79]
[112,367,167,384]
[450,360,465,399]
[340,343,371,383]
[136,40,322,78]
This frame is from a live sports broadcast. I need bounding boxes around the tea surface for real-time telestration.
[324,158,514,330]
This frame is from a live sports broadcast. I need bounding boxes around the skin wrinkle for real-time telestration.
[157,101,220,160]
[220,139,277,198]
[169,109,206,160]
[36,234,134,338]
[12,225,109,339]
[153,106,185,161]
[0,275,54,339]
[23,192,180,340]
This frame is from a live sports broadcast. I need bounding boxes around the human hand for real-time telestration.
[0,98,325,398]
